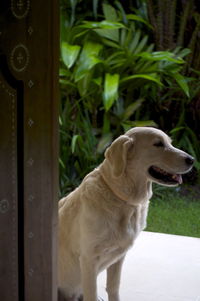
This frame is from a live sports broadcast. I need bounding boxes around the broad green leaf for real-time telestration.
[122,25,134,47]
[92,77,102,86]
[59,79,76,88]
[181,135,197,161]
[59,158,65,169]
[92,20,125,42]
[103,3,118,21]
[71,135,81,153]
[121,73,162,86]
[170,127,185,134]
[122,98,145,120]
[110,59,126,69]
[59,68,71,77]
[101,38,120,48]
[134,60,158,73]
[103,73,119,111]
[177,48,191,58]
[77,73,92,96]
[97,133,113,153]
[102,113,111,134]
[173,47,191,58]
[95,29,120,42]
[194,160,200,170]
[61,42,81,68]
[138,51,184,63]
[105,51,124,64]
[120,28,127,45]
[146,43,155,53]
[172,73,190,97]
[79,15,125,43]
[122,120,157,131]
[59,116,63,126]
[80,20,125,30]
[74,42,103,82]
[126,14,153,29]
[134,35,148,54]
[70,28,89,41]
[132,120,158,127]
[129,30,141,53]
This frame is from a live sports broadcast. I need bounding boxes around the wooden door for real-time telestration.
[0,1,59,301]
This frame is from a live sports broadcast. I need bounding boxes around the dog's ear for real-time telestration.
[105,135,134,178]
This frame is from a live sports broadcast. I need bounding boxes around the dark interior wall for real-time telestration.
[0,1,59,301]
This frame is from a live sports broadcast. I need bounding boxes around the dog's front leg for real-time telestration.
[80,255,98,301]
[106,256,125,301]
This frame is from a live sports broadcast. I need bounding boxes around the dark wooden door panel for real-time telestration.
[0,1,59,301]
[0,64,19,301]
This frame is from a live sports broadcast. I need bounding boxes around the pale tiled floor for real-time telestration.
[98,232,200,301]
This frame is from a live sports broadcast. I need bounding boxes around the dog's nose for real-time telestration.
[185,156,194,166]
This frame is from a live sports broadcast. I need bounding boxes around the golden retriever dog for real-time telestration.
[58,127,194,301]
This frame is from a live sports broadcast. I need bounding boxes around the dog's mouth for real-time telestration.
[148,166,183,186]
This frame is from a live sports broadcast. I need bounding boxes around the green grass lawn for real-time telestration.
[146,184,200,238]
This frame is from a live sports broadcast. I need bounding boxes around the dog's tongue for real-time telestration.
[178,175,183,184]
[172,174,182,184]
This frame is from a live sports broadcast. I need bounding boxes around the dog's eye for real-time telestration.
[154,141,164,147]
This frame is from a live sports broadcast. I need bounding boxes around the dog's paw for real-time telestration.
[58,289,66,301]
[77,296,103,301]
[78,295,83,301]
[58,289,80,301]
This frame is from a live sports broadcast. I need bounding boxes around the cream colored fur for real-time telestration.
[58,127,194,301]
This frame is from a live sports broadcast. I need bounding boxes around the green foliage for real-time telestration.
[103,73,119,111]
[59,1,200,195]
[144,0,200,171]
[59,98,100,194]
[147,185,200,238]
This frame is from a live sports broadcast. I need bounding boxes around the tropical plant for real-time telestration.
[142,0,200,172]
[59,1,198,195]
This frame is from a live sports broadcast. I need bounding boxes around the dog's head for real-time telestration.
[103,127,194,187]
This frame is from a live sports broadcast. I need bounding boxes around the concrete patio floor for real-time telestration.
[97,231,200,301]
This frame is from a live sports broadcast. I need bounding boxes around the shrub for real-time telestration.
[59,1,199,195]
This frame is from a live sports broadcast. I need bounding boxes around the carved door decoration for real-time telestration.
[0,58,21,301]
[0,1,59,301]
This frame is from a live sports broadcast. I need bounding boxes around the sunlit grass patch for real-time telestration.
[146,185,200,238]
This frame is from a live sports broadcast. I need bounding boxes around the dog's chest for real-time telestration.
[97,203,149,271]
[117,203,148,246]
